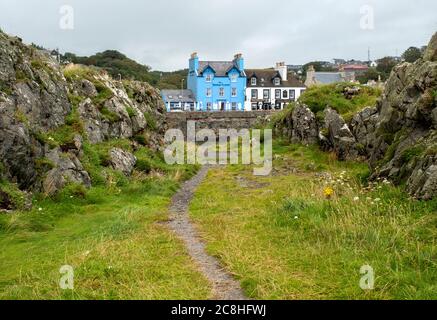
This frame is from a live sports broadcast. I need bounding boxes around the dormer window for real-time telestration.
[206,74,213,82]
[274,78,281,86]
[251,77,257,86]
[230,73,238,82]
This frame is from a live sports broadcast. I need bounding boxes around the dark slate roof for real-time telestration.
[313,72,343,84]
[198,61,244,76]
[161,89,195,103]
[246,69,305,88]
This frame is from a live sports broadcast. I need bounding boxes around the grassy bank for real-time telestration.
[0,153,210,300]
[189,141,437,300]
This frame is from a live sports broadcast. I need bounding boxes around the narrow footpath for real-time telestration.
[168,166,247,300]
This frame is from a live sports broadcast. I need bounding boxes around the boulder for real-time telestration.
[323,108,359,160]
[290,104,319,145]
[43,148,91,196]
[109,148,136,176]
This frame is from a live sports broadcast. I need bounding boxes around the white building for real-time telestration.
[244,62,306,111]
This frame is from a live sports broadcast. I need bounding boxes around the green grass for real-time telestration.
[189,140,437,300]
[0,165,210,300]
[299,83,382,118]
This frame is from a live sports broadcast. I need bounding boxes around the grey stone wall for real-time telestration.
[166,111,277,135]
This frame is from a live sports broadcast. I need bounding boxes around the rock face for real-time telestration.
[43,147,92,196]
[109,148,137,176]
[275,32,437,199]
[322,108,359,160]
[274,103,360,160]
[290,104,319,145]
[0,30,166,199]
[274,103,318,144]
[364,32,437,199]
[350,106,379,155]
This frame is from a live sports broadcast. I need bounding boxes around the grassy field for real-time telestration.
[190,141,437,300]
[0,157,210,300]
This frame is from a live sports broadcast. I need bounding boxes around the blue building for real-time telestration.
[187,53,246,111]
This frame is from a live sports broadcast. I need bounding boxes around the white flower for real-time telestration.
[375,198,381,202]
[294,216,299,220]
[353,197,360,202]
[38,207,43,211]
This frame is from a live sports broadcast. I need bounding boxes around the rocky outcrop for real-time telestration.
[0,30,166,200]
[322,108,359,160]
[274,103,318,144]
[275,32,437,199]
[364,33,437,199]
[350,107,379,155]
[275,103,360,160]
[109,148,137,176]
[289,104,319,145]
[43,147,92,196]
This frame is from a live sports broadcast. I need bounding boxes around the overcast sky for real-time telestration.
[0,0,436,71]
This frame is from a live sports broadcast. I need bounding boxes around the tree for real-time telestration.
[357,68,381,84]
[376,57,398,79]
[402,47,422,63]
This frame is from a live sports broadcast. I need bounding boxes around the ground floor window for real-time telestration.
[251,89,258,99]
[231,102,237,110]
[251,103,258,110]
[289,89,296,101]
[263,89,270,100]
[206,102,212,110]
[275,89,281,99]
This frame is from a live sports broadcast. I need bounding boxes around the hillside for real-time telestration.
[64,50,187,90]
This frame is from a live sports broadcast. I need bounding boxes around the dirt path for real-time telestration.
[168,166,247,300]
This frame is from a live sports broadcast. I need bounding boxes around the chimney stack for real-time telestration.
[275,62,287,81]
[233,53,244,71]
[234,53,243,60]
[191,52,198,59]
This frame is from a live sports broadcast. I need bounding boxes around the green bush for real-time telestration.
[0,181,26,210]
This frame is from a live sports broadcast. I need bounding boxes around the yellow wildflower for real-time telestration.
[324,186,334,199]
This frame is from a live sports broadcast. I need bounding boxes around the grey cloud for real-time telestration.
[0,0,436,71]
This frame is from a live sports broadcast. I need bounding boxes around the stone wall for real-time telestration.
[166,111,276,135]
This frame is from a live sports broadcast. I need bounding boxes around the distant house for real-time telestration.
[187,53,246,111]
[161,89,196,112]
[245,62,306,111]
[341,64,369,75]
[304,65,356,87]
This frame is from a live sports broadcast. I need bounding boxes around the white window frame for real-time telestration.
[251,89,258,99]
[206,88,212,97]
[206,73,213,82]
[274,78,281,86]
[219,87,225,97]
[289,89,296,100]
[230,73,238,82]
[263,89,270,100]
[231,88,237,97]
[275,89,281,99]
[251,77,257,86]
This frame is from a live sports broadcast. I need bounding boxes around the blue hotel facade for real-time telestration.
[187,53,246,111]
